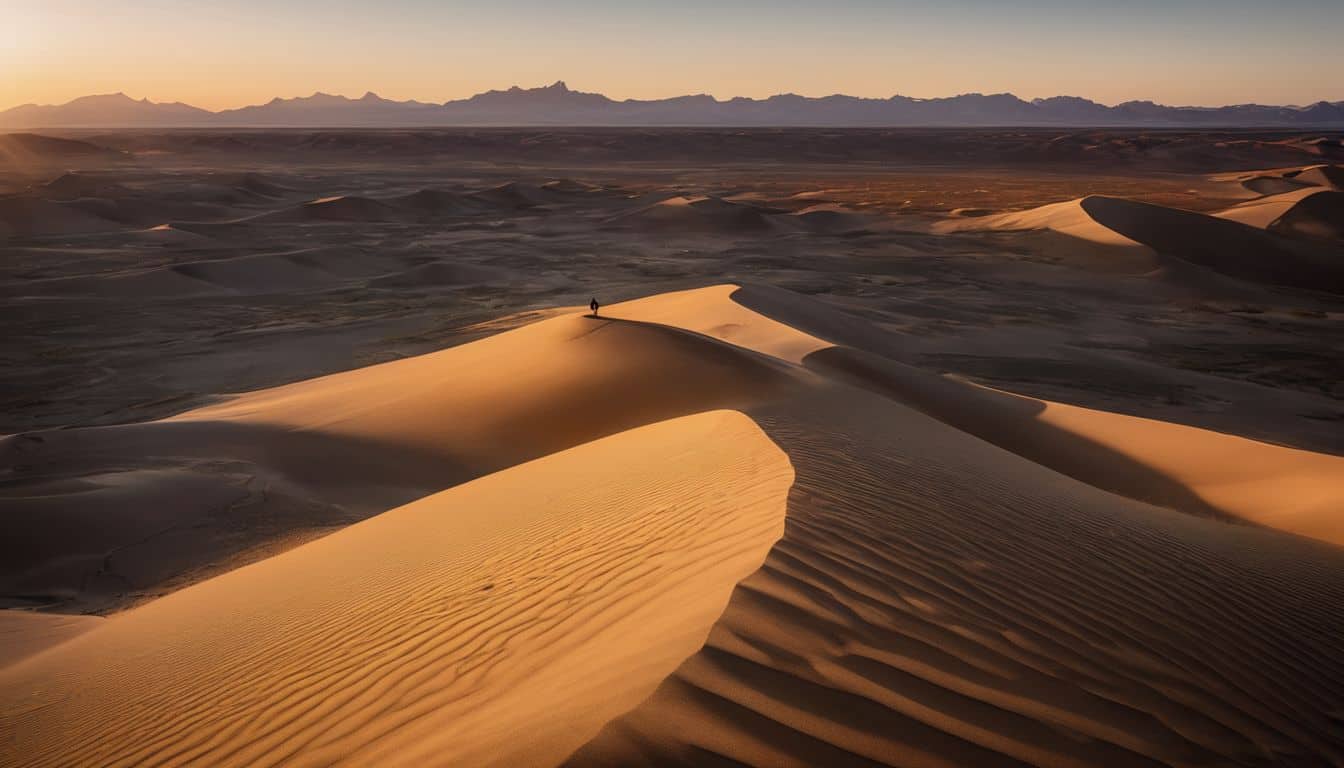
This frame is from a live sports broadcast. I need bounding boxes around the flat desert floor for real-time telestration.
[1,129,1343,766]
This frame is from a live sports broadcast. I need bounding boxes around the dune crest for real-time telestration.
[1216,186,1344,240]
[569,385,1344,767]
[936,194,1344,291]
[0,410,793,768]
[5,280,1344,767]
[803,346,1344,546]
[1,307,800,612]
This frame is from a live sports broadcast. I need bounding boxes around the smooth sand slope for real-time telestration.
[802,345,1344,547]
[4,285,1344,767]
[935,195,1344,291]
[0,411,793,768]
[1,308,800,612]
[0,611,101,669]
[1216,187,1344,242]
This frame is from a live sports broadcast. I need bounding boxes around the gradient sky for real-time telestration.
[5,0,1342,111]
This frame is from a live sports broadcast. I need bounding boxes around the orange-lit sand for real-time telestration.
[1,410,792,767]
[4,284,1343,767]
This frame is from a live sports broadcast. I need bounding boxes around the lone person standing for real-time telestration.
[589,297,600,317]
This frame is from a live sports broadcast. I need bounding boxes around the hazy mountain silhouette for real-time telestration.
[4,82,1342,128]
[1,93,215,127]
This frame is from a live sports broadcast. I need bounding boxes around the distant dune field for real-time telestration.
[3,131,1343,767]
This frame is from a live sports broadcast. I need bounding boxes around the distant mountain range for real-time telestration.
[4,82,1343,128]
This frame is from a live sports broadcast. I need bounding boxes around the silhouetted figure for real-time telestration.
[589,297,600,317]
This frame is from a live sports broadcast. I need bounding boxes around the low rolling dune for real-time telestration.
[613,196,787,234]
[4,284,1343,767]
[1216,186,1344,241]
[3,134,1343,767]
[935,194,1344,291]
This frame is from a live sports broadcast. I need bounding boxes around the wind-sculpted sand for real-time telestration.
[3,131,1343,767]
[4,285,1344,767]
[0,308,800,612]
[935,194,1344,291]
[1,409,793,767]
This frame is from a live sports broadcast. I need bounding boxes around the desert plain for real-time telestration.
[1,128,1343,766]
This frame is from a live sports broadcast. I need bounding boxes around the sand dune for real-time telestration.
[1214,187,1344,242]
[0,247,404,299]
[0,611,102,668]
[1215,163,1344,196]
[0,195,120,237]
[932,196,1164,273]
[622,285,1344,544]
[788,203,872,234]
[388,188,491,216]
[469,181,549,210]
[257,195,405,224]
[5,281,1344,767]
[135,223,213,243]
[1293,164,1344,189]
[367,260,504,288]
[1,307,801,611]
[0,133,119,166]
[602,284,831,363]
[937,194,1344,291]
[614,196,786,233]
[253,182,578,226]
[571,384,1344,767]
[0,410,793,767]
[803,345,1344,546]
[37,171,133,200]
[542,178,603,194]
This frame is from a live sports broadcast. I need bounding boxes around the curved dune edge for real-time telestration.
[1,308,802,612]
[602,283,831,364]
[1214,186,1328,228]
[930,197,1163,274]
[800,346,1344,548]
[700,283,1344,546]
[930,194,1344,291]
[1032,395,1344,543]
[0,410,793,768]
[5,283,1344,768]
[567,387,1344,767]
[0,611,102,669]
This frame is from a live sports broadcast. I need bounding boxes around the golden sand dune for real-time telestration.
[0,611,101,668]
[803,346,1344,546]
[787,203,872,234]
[4,285,1344,767]
[1216,186,1329,228]
[932,196,1163,273]
[936,195,1344,291]
[1214,164,1344,196]
[1,410,793,767]
[0,308,800,610]
[571,386,1344,767]
[614,196,786,233]
[1217,187,1344,242]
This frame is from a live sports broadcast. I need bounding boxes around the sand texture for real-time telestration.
[4,132,1343,766]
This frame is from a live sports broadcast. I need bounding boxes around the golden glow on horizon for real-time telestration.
[4,2,1340,111]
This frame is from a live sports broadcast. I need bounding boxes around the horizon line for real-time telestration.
[6,81,1344,115]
